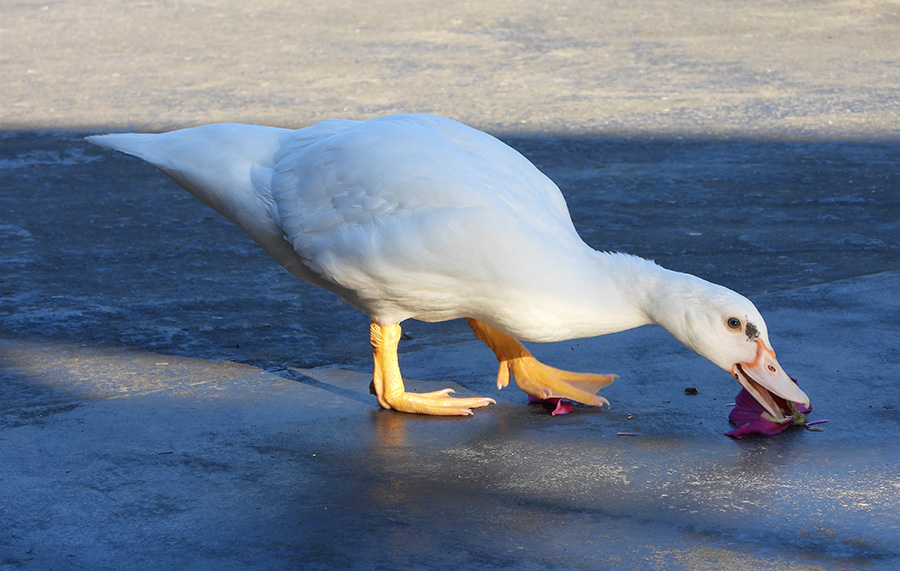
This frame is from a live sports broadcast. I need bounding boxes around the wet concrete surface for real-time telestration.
[2,1,900,569]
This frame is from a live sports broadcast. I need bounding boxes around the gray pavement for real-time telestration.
[2,1,900,569]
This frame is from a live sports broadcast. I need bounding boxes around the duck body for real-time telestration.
[88,113,809,418]
[90,114,647,341]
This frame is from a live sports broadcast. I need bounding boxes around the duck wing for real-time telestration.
[253,114,583,320]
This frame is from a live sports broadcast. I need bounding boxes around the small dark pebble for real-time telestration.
[684,387,698,395]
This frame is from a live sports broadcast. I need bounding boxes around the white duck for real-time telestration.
[87,114,809,418]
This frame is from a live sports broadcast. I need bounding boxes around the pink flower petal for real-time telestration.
[550,399,575,416]
[528,396,575,416]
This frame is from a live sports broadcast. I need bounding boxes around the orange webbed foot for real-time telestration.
[370,322,496,416]
[467,318,616,407]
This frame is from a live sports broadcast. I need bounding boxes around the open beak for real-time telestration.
[730,339,810,420]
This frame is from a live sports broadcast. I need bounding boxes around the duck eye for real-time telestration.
[727,317,742,331]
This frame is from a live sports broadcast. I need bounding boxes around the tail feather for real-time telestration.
[86,124,307,269]
[85,121,357,291]
[85,132,165,163]
[87,124,292,221]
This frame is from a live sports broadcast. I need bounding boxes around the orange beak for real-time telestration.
[730,339,810,420]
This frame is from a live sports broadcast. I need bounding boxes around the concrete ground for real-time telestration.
[2,1,899,569]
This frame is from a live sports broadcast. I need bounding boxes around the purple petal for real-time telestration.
[725,377,813,438]
[725,416,793,439]
[728,387,775,426]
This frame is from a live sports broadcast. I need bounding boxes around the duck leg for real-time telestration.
[466,318,616,407]
[370,322,496,416]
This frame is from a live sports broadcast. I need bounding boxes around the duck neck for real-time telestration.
[539,250,663,339]
[616,254,725,354]
[495,248,718,344]
[581,250,715,340]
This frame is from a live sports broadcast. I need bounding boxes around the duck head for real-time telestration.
[658,279,810,420]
